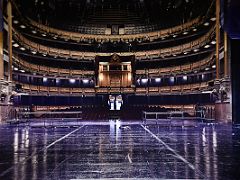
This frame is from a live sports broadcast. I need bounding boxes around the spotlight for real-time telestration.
[204,22,210,26]
[20,47,25,51]
[170,77,175,83]
[193,49,199,52]
[13,20,19,24]
[42,34,47,37]
[20,25,26,29]
[13,43,19,47]
[212,65,216,69]
[82,79,89,84]
[32,30,37,34]
[211,41,216,45]
[43,77,48,82]
[204,45,210,49]
[183,76,188,81]
[31,51,37,54]
[193,28,197,32]
[210,17,216,21]
[183,31,189,35]
[20,70,25,73]
[69,79,76,84]
[155,78,161,83]
[141,79,148,84]
[14,67,18,71]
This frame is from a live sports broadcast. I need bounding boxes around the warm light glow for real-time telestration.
[99,74,103,81]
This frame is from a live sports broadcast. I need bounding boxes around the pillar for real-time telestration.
[7,1,12,82]
[215,0,220,80]
[0,0,3,80]
[224,32,229,77]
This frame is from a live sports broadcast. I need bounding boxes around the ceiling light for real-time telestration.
[141,79,148,83]
[183,31,189,35]
[212,65,216,69]
[69,79,76,84]
[173,54,177,57]
[20,47,25,51]
[204,22,210,26]
[20,25,26,29]
[204,45,210,48]
[82,79,89,84]
[173,34,177,38]
[183,76,188,81]
[42,54,47,57]
[193,28,197,32]
[183,52,188,55]
[31,51,37,54]
[53,36,58,39]
[32,30,37,34]
[205,67,210,71]
[13,20,19,24]
[210,17,216,21]
[14,67,18,71]
[20,70,25,73]
[161,37,165,40]
[155,78,161,83]
[170,77,175,82]
[211,41,216,45]
[194,49,199,52]
[43,77,48,82]
[42,34,47,37]
[13,43,19,47]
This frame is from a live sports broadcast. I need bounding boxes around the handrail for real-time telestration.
[28,17,201,42]
[13,55,94,76]
[13,25,215,60]
[15,81,212,95]
[136,53,215,76]
[10,0,216,42]
[14,51,214,77]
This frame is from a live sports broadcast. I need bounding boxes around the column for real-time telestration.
[0,0,3,80]
[215,0,220,80]
[224,32,229,77]
[7,1,12,82]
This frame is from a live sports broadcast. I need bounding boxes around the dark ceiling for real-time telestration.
[14,0,213,28]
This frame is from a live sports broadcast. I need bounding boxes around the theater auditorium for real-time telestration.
[0,0,240,179]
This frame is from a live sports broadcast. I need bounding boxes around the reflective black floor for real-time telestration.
[0,121,240,180]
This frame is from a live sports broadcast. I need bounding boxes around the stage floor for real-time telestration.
[0,121,239,180]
